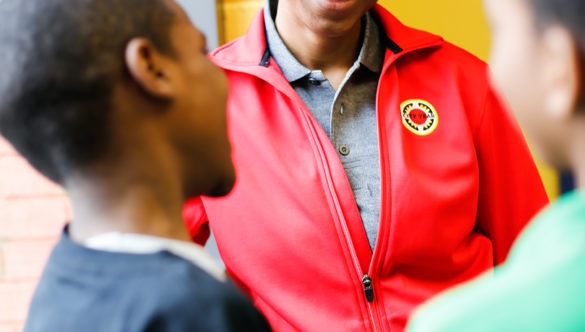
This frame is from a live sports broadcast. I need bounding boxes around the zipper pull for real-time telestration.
[362,274,374,302]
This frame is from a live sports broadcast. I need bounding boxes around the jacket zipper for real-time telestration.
[362,274,374,302]
[362,274,381,332]
[299,109,383,332]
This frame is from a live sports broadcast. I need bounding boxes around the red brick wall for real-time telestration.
[0,136,71,331]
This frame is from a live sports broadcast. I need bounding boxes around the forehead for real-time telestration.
[484,0,533,22]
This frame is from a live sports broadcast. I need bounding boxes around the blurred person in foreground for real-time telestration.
[0,0,271,330]
[407,0,585,330]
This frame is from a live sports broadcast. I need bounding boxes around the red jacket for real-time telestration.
[185,5,548,331]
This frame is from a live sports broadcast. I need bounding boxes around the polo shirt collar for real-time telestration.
[263,0,383,83]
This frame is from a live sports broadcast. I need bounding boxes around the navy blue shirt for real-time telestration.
[24,227,271,332]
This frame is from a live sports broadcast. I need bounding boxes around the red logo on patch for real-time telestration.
[400,99,439,136]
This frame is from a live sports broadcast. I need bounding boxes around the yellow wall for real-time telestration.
[218,0,263,43]
[381,0,490,59]
[218,0,558,199]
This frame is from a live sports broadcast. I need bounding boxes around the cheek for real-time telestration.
[190,60,228,110]
[213,67,229,105]
[490,37,540,120]
[490,39,521,94]
[205,65,229,128]
[490,39,552,159]
[194,63,230,135]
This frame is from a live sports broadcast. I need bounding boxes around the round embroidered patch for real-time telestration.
[400,99,439,136]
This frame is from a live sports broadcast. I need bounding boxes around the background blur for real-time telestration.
[0,1,561,330]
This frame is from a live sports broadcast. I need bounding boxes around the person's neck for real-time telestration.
[274,6,363,89]
[66,157,191,244]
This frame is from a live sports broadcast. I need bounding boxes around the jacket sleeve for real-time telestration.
[474,84,548,264]
[183,197,211,246]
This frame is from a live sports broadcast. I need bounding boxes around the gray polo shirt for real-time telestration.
[264,0,384,250]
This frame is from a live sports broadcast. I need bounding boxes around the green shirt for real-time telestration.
[407,190,585,332]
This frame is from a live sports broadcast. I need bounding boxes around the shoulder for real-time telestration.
[28,249,271,332]
[130,254,272,331]
[435,42,488,81]
[408,209,585,332]
[508,191,585,265]
[373,4,486,71]
[397,41,489,88]
[372,5,487,80]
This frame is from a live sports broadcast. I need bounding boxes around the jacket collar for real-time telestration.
[210,4,443,70]
[264,9,383,82]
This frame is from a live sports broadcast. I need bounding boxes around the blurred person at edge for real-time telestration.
[408,0,585,331]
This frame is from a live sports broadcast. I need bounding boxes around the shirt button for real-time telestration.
[339,145,350,156]
[308,77,321,86]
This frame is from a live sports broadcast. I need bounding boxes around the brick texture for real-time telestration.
[0,139,16,157]
[0,136,69,331]
[0,281,37,323]
[0,324,25,332]
[0,197,71,239]
[0,156,64,198]
[1,239,57,281]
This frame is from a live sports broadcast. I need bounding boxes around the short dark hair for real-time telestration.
[530,0,585,54]
[0,0,176,183]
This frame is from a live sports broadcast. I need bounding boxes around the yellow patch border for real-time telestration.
[400,99,439,136]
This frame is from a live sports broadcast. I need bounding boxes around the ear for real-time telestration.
[125,38,176,100]
[540,25,581,120]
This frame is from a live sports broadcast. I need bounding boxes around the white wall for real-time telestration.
[176,0,219,48]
